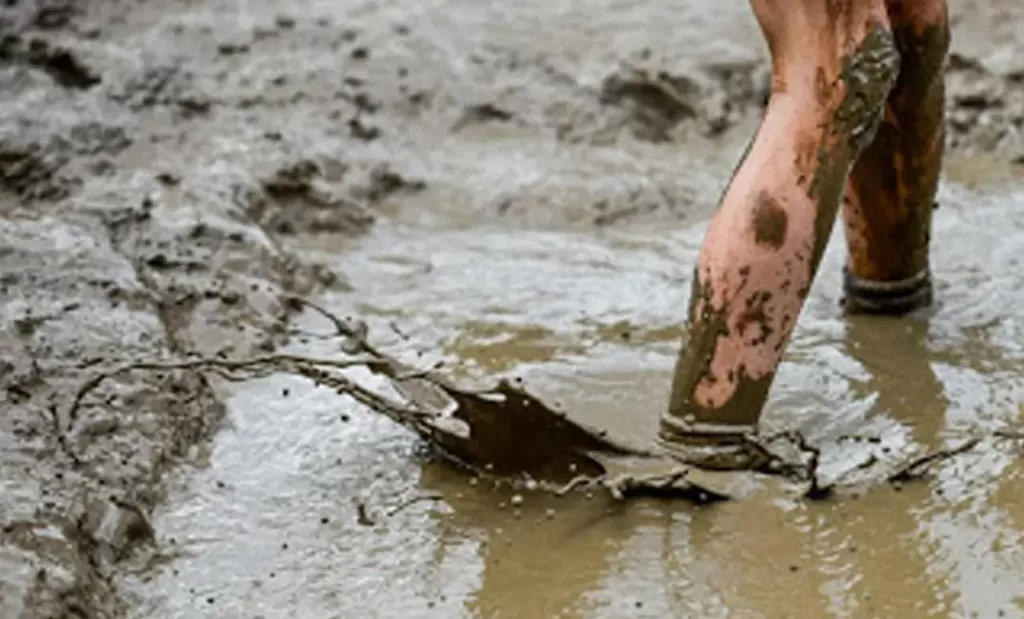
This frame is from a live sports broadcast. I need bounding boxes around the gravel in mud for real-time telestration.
[1,0,1022,616]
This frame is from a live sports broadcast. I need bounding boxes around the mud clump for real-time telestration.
[0,0,81,33]
[248,159,425,237]
[251,160,376,237]
[945,51,1024,160]
[0,33,100,89]
[0,113,131,202]
[106,64,212,117]
[451,102,520,132]
[599,55,768,142]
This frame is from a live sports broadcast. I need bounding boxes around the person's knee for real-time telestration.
[751,1,897,99]
[751,0,893,42]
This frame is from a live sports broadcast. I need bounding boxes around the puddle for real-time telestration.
[135,176,1024,618]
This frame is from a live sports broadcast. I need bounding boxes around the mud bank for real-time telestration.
[2,0,1024,617]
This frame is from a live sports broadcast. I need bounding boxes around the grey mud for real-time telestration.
[3,1,1024,618]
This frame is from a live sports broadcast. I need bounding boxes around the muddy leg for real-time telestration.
[657,0,901,468]
[842,0,950,314]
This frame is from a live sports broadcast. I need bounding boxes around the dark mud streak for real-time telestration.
[714,113,766,212]
[808,26,901,274]
[664,269,773,432]
[0,34,101,89]
[751,191,788,248]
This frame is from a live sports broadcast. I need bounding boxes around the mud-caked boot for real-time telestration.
[657,0,901,470]
[842,0,950,315]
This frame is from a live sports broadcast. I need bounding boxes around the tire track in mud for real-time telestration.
[1,0,1023,617]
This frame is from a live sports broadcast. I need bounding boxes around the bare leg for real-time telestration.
[842,0,950,314]
[658,0,901,468]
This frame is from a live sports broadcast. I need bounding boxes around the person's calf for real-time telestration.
[657,1,901,468]
[841,0,950,315]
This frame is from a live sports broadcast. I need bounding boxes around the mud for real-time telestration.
[2,0,1024,617]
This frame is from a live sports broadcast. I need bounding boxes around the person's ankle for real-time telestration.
[842,265,933,315]
[656,417,765,471]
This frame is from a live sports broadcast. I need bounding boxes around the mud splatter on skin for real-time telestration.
[751,191,788,248]
[664,267,775,433]
[736,290,774,347]
[808,25,902,275]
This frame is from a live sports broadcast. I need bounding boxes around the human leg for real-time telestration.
[658,0,901,467]
[841,0,950,314]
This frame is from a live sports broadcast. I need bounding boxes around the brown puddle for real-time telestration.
[131,178,1024,619]
[2,0,1024,618]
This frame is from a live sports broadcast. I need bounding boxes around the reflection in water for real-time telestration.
[824,313,953,617]
[843,314,949,445]
[876,187,1024,618]
[419,463,650,619]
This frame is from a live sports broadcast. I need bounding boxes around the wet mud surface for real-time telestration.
[2,0,1024,617]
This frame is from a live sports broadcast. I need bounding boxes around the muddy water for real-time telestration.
[135,166,1024,619]
[2,0,1024,618]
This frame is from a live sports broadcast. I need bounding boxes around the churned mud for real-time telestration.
[2,0,1024,617]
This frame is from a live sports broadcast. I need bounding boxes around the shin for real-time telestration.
[658,1,900,467]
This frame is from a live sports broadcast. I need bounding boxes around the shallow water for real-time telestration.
[133,0,1024,615]
[133,160,1024,618]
